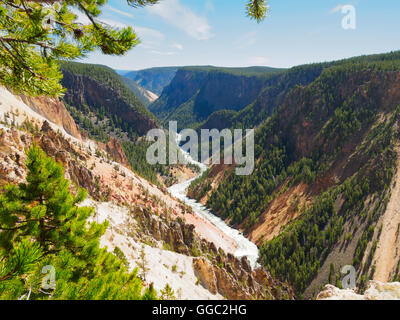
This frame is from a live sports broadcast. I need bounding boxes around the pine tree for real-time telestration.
[0,144,102,254]
[137,245,149,282]
[0,145,155,300]
[160,283,176,300]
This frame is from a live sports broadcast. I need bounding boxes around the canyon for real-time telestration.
[0,84,292,300]
[2,51,400,300]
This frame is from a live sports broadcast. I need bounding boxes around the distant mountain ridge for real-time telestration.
[120,76,159,107]
[148,65,285,129]
[121,67,179,96]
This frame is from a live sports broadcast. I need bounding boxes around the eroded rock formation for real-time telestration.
[135,206,294,300]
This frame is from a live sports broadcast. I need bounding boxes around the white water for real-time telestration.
[168,135,259,268]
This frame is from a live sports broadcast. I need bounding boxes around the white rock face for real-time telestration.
[317,281,400,300]
[0,86,97,151]
[83,199,223,300]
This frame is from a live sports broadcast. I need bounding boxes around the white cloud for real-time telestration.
[90,18,165,41]
[107,5,134,18]
[100,18,128,29]
[134,26,165,50]
[147,0,214,40]
[171,43,183,50]
[100,19,164,39]
[247,56,269,66]
[134,26,165,41]
[100,18,165,50]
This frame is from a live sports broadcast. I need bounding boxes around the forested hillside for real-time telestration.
[149,66,285,129]
[188,51,400,297]
[0,0,305,302]
[60,62,157,135]
[59,62,178,186]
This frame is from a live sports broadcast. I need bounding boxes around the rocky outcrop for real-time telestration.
[94,137,131,169]
[193,258,218,295]
[105,137,131,169]
[135,206,294,300]
[0,127,29,186]
[19,95,82,139]
[317,281,400,300]
[136,207,193,256]
[192,257,293,300]
[39,121,97,196]
[61,69,157,136]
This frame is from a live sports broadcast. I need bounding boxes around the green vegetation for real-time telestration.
[190,52,400,296]
[222,63,327,130]
[59,62,175,185]
[0,145,156,300]
[180,66,285,78]
[61,62,191,188]
[0,0,269,96]
[61,61,155,123]
[188,169,211,200]
[197,51,400,132]
[160,283,176,300]
[123,138,200,187]
[149,66,284,129]
[0,0,141,96]
[121,139,169,186]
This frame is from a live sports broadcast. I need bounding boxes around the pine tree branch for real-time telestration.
[0,266,17,282]
[0,37,58,51]
[20,0,33,19]
[0,218,40,230]
[0,273,12,282]
[0,39,47,80]
[77,2,128,43]
[77,2,101,31]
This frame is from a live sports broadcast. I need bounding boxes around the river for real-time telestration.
[168,135,259,267]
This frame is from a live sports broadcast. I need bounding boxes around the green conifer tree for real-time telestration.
[0,144,101,254]
[0,145,156,300]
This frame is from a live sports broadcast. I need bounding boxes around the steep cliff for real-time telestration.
[149,66,284,129]
[19,95,82,139]
[120,76,159,107]
[0,85,292,300]
[60,62,158,136]
[188,51,400,297]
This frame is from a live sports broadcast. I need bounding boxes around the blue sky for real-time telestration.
[81,0,400,70]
